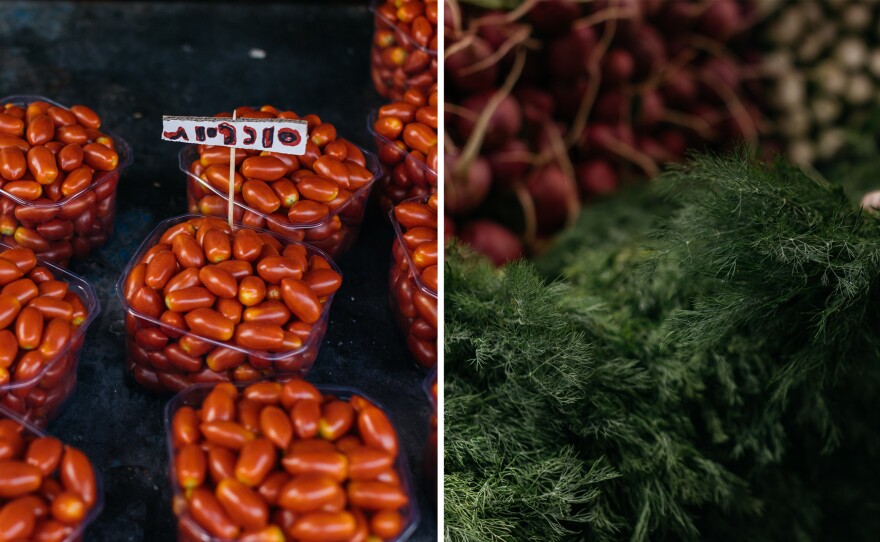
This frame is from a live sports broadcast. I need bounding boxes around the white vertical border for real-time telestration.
[436,0,446,538]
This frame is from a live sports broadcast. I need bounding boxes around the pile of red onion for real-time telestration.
[445,0,765,264]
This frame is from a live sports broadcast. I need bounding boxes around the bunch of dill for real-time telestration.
[445,151,880,541]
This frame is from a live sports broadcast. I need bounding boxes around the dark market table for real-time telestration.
[0,2,437,540]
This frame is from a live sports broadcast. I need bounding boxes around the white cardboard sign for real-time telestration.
[161,115,308,155]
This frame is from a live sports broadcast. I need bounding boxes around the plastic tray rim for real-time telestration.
[114,214,340,362]
[164,381,421,542]
[0,239,100,391]
[0,94,133,209]
[0,402,105,542]
[368,0,438,57]
[178,143,382,232]
[388,195,437,299]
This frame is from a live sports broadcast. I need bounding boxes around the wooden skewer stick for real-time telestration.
[228,110,237,229]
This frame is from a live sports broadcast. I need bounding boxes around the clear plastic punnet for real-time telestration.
[388,195,438,370]
[0,95,133,266]
[0,404,105,540]
[0,241,100,427]
[369,0,438,100]
[166,381,421,542]
[367,111,438,213]
[116,215,340,394]
[181,144,382,259]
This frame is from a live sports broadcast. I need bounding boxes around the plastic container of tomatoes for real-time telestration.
[0,405,105,540]
[370,0,438,100]
[166,381,420,542]
[0,242,100,427]
[367,111,438,213]
[116,215,340,394]
[388,196,438,370]
[181,143,382,259]
[0,95,133,266]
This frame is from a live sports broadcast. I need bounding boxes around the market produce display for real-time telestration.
[0,413,101,540]
[0,245,96,428]
[169,380,416,541]
[445,150,880,541]
[389,195,438,370]
[760,0,880,165]
[184,106,380,258]
[0,96,130,266]
[371,0,439,100]
[368,7,440,374]
[370,85,439,212]
[119,216,342,394]
[3,3,436,540]
[444,0,764,260]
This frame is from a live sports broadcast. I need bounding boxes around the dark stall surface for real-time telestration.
[0,2,438,540]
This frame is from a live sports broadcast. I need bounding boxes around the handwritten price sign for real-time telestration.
[161,116,308,155]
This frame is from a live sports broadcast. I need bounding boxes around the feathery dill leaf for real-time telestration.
[447,150,880,541]
[445,241,752,542]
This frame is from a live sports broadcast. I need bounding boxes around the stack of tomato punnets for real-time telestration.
[444,0,764,263]
[389,194,437,370]
[0,245,97,427]
[0,96,130,266]
[370,85,439,212]
[0,412,101,540]
[119,216,342,394]
[183,106,380,258]
[371,0,439,101]
[169,380,416,541]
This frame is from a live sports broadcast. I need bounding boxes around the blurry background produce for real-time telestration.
[760,0,880,166]
[445,0,880,263]
[445,0,765,262]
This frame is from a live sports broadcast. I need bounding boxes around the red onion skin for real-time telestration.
[581,123,637,153]
[447,36,498,94]
[603,49,635,85]
[527,0,581,34]
[576,159,619,197]
[477,11,514,49]
[516,86,555,127]
[658,1,697,34]
[658,130,687,160]
[488,139,531,187]
[638,91,664,126]
[551,76,589,118]
[460,220,524,266]
[699,0,741,41]
[443,1,455,31]
[526,164,578,233]
[641,0,665,17]
[445,155,493,216]
[594,92,626,123]
[703,57,740,90]
[455,91,522,149]
[662,71,699,108]
[547,26,597,79]
[445,0,764,248]
[532,121,570,157]
[627,25,667,79]
[639,136,674,164]
[599,0,647,39]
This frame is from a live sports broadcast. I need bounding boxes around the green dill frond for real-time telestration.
[656,150,880,450]
[447,149,880,541]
